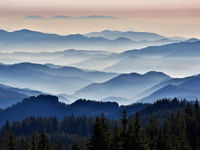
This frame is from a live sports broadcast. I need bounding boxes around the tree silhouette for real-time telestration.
[7,131,17,150]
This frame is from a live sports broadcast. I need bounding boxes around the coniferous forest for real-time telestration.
[0,99,199,150]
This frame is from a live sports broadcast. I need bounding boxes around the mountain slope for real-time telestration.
[0,49,113,67]
[0,83,42,108]
[0,62,117,94]
[104,41,200,76]
[138,74,200,103]
[85,30,166,41]
[74,71,170,103]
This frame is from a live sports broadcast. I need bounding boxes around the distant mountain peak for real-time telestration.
[187,38,199,43]
[0,29,8,33]
[144,71,170,78]
[115,72,143,79]
[13,29,42,34]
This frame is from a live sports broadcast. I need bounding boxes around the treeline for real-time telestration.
[0,99,199,150]
[0,116,96,149]
[88,100,200,150]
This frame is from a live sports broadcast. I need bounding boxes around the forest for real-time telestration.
[0,99,199,150]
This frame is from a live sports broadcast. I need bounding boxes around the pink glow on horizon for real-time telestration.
[0,0,199,38]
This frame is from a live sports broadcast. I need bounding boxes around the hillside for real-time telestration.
[138,74,200,103]
[74,71,171,103]
[0,62,117,94]
[0,83,42,108]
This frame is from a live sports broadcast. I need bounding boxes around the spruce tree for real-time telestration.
[132,112,149,150]
[38,130,50,150]
[162,119,173,150]
[120,109,128,150]
[55,140,65,150]
[7,131,17,150]
[111,122,123,150]
[69,141,81,150]
[23,141,31,150]
[31,131,37,150]
[174,111,191,150]
[196,137,200,150]
[88,115,111,150]
[121,110,128,136]
[145,116,160,150]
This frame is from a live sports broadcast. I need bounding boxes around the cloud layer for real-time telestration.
[25,15,116,20]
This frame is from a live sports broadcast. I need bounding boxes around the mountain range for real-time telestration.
[139,74,200,103]
[85,30,167,41]
[0,29,184,52]
[0,62,117,95]
[74,71,171,104]
[0,29,200,107]
[1,61,200,105]
[75,71,200,104]
[102,40,200,75]
[1,39,200,76]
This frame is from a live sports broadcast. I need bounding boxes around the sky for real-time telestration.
[0,0,200,38]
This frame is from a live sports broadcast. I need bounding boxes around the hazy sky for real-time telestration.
[0,0,200,38]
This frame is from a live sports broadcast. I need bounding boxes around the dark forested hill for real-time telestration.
[0,94,196,150]
[0,95,189,127]
[0,95,148,126]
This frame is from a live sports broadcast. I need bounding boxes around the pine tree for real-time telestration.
[174,111,191,150]
[7,131,17,150]
[162,119,173,150]
[121,110,128,136]
[69,141,81,150]
[23,141,31,150]
[196,137,200,150]
[120,109,128,150]
[38,130,50,150]
[156,129,165,150]
[111,122,123,150]
[132,112,149,150]
[55,140,65,150]
[145,116,160,150]
[88,115,111,150]
[31,131,37,150]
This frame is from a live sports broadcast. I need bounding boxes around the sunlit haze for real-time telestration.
[0,0,200,38]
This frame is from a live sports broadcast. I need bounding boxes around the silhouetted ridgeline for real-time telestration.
[0,95,148,126]
[0,95,190,127]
